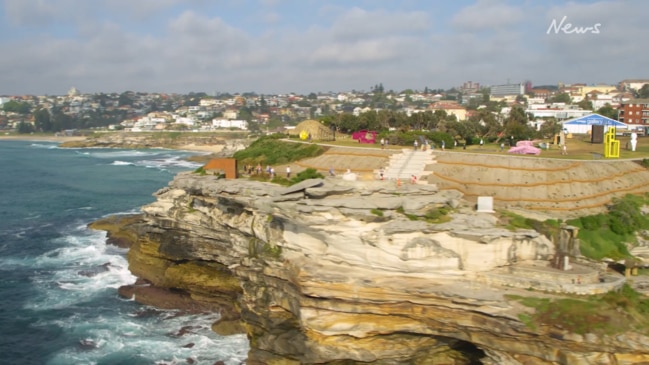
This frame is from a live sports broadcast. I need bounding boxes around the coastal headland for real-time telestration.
[11,132,649,364]
[96,171,648,364]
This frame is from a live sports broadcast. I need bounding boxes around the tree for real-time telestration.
[577,97,593,110]
[597,103,618,120]
[637,84,649,99]
[17,121,35,133]
[239,107,254,122]
[515,94,528,105]
[504,105,534,141]
[49,106,77,131]
[34,108,52,132]
[550,92,572,104]
[469,109,501,139]
[2,100,31,114]
[118,92,134,107]
[537,118,562,139]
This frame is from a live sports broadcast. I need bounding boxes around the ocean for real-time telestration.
[0,140,248,365]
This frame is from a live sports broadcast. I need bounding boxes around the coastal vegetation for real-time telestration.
[396,205,452,223]
[568,194,649,260]
[233,134,325,166]
[499,194,649,261]
[509,283,649,335]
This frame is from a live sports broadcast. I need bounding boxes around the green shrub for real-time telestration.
[424,207,450,222]
[371,208,384,217]
[608,195,648,235]
[193,166,206,175]
[233,136,325,165]
[290,168,324,185]
[641,158,649,168]
[386,130,455,148]
[580,214,607,231]
[270,176,291,186]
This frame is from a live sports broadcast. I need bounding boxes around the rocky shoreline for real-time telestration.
[90,172,649,364]
[59,131,250,157]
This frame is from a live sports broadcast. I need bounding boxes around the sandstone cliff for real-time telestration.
[116,173,649,364]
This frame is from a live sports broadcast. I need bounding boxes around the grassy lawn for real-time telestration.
[304,134,649,160]
[438,135,649,160]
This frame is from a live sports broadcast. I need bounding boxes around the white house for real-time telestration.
[526,103,591,120]
[132,116,166,131]
[212,119,248,130]
[591,94,615,110]
[174,117,196,126]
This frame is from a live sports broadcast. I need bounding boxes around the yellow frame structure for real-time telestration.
[604,127,620,158]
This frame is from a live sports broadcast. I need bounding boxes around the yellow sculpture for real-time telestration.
[604,127,620,158]
[299,130,309,140]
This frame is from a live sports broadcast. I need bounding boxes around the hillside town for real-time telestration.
[2,79,649,139]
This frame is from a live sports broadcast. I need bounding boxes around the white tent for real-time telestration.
[561,113,627,134]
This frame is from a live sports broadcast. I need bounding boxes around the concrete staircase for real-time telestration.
[375,148,436,183]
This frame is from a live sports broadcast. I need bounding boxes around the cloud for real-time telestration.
[1,1,648,95]
[4,0,76,27]
[331,7,429,40]
[451,0,525,31]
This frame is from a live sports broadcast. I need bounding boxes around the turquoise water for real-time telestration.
[0,141,248,364]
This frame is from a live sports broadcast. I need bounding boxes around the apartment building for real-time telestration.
[490,83,524,97]
[618,99,649,132]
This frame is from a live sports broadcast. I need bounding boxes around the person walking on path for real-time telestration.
[561,144,567,155]
[413,140,418,151]
[380,138,385,149]
[286,165,291,178]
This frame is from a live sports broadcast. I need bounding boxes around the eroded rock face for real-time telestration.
[123,173,649,364]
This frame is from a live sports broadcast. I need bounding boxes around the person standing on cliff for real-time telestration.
[286,165,291,178]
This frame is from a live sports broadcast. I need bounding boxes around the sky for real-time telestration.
[0,0,647,96]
